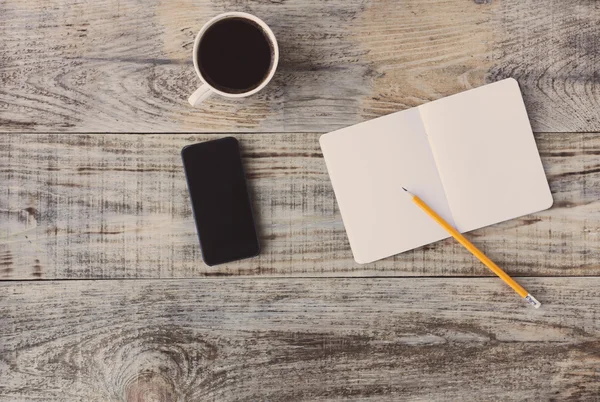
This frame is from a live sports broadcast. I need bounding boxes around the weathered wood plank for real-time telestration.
[0,133,599,279]
[1,277,599,401]
[1,0,598,133]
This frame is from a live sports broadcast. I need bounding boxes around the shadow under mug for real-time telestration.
[188,12,279,107]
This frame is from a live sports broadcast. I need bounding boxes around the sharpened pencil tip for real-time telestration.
[401,187,407,192]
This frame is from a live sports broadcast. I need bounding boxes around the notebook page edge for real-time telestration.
[416,105,461,230]
[319,133,362,261]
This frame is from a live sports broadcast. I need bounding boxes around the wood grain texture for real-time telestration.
[1,0,599,133]
[1,277,599,401]
[1,133,600,279]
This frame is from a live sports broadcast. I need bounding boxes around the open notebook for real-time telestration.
[320,78,553,264]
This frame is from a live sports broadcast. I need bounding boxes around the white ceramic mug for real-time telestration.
[188,12,279,107]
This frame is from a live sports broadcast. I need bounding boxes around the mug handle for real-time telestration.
[188,84,212,107]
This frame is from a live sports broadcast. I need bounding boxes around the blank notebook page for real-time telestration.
[319,108,454,264]
[418,78,553,233]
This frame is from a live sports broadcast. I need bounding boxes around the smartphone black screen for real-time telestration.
[181,137,260,266]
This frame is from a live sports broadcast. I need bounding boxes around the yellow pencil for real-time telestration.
[402,187,541,308]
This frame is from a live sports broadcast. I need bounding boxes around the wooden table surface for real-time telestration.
[1,0,599,400]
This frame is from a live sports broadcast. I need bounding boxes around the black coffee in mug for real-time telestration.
[198,17,274,94]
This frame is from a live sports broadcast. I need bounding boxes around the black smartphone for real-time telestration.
[181,137,260,266]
